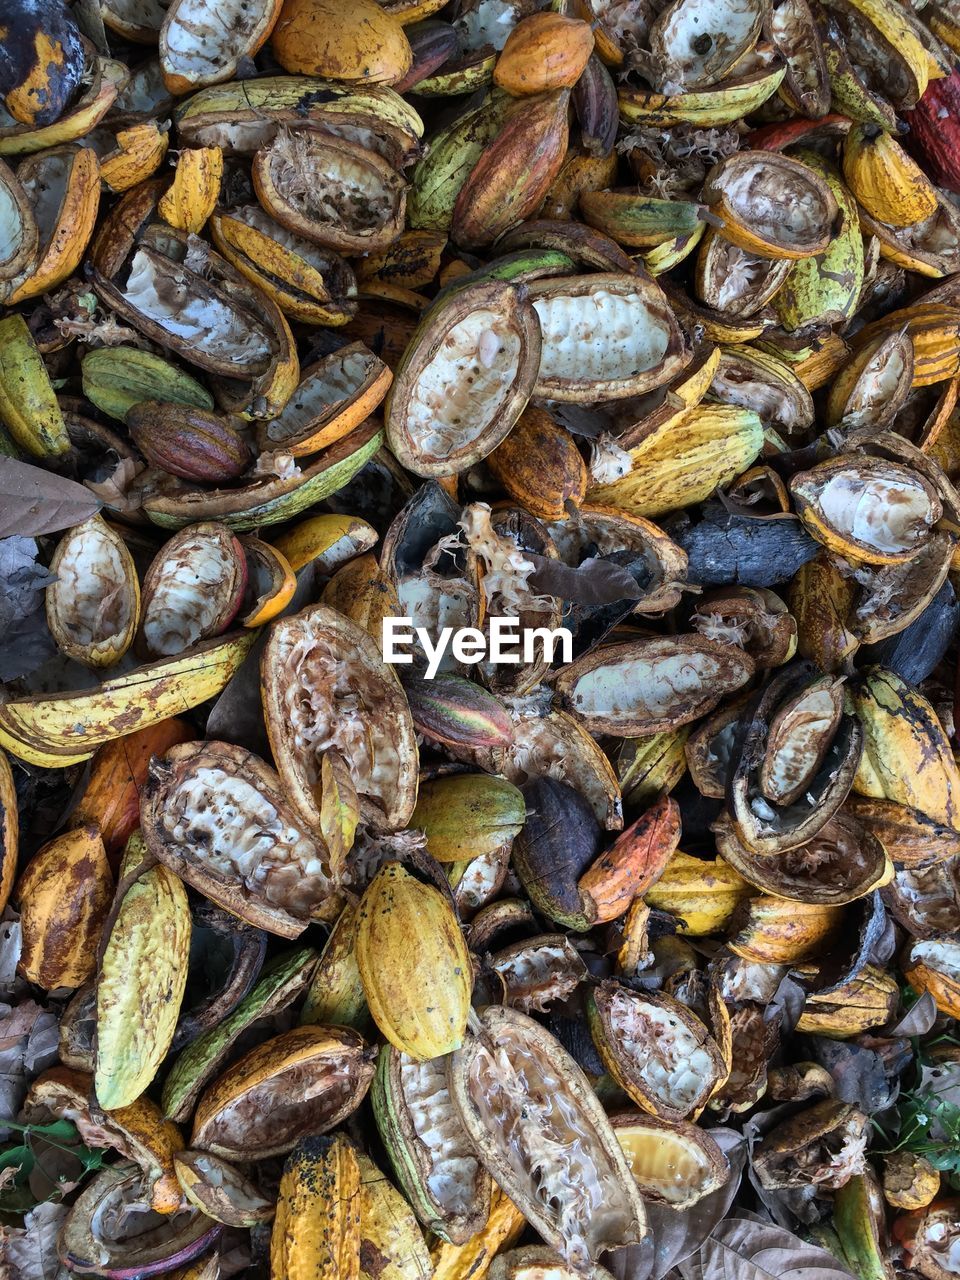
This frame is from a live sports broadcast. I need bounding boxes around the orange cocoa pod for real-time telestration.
[493,13,595,96]
[452,91,571,249]
[579,794,682,922]
[73,717,194,857]
[0,748,17,917]
[486,405,588,521]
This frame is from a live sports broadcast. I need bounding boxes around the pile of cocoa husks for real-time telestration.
[5,0,960,1276]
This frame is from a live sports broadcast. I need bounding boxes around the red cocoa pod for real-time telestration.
[906,69,960,194]
[572,53,619,158]
[127,400,252,482]
[393,20,459,94]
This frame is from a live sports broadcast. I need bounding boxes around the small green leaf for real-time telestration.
[0,1144,35,1182]
[74,1146,104,1174]
[4,1118,79,1141]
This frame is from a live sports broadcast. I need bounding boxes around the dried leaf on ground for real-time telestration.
[0,461,100,538]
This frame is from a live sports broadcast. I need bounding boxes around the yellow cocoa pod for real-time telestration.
[645,852,754,936]
[411,774,526,863]
[587,404,763,518]
[618,729,689,809]
[99,123,168,193]
[271,0,413,84]
[728,897,844,964]
[357,1151,433,1280]
[883,1151,941,1211]
[852,667,960,829]
[0,313,68,456]
[300,902,369,1031]
[320,553,401,647]
[0,631,256,768]
[431,1185,526,1280]
[796,965,899,1038]
[158,146,223,233]
[271,1133,362,1280]
[356,862,472,1059]
[95,840,191,1110]
[16,825,112,990]
[843,123,938,228]
[9,145,100,303]
[0,748,17,916]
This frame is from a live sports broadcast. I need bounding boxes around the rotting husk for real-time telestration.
[5,4,960,1279]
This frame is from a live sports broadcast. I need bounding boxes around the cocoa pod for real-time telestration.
[174,1150,274,1227]
[493,15,594,97]
[73,717,193,857]
[579,794,682,923]
[572,54,618,156]
[452,91,571,248]
[191,1025,373,1159]
[449,1005,648,1272]
[612,1112,730,1209]
[372,1042,492,1244]
[127,401,252,482]
[16,825,112,990]
[142,739,340,937]
[45,515,140,669]
[907,68,960,194]
[512,777,603,930]
[357,1150,434,1279]
[588,981,726,1121]
[95,838,192,1110]
[404,674,514,749]
[356,862,472,1058]
[139,523,248,658]
[25,1065,184,1213]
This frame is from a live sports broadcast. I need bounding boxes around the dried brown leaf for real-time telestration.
[526,554,643,605]
[0,460,101,538]
[3,1201,69,1280]
[679,1215,856,1280]
[83,456,145,513]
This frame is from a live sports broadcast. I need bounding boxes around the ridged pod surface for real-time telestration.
[0,313,67,455]
[0,631,257,767]
[356,863,472,1058]
[16,825,113,990]
[587,404,764,516]
[493,15,594,96]
[270,1133,362,1280]
[95,845,191,1110]
[357,1150,433,1280]
[852,668,960,829]
[271,0,412,84]
[452,92,571,248]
